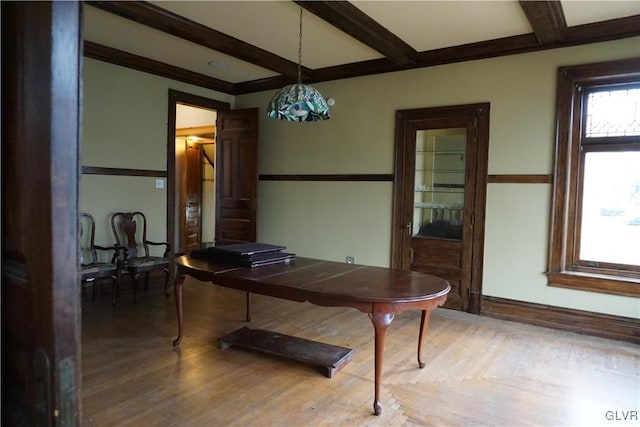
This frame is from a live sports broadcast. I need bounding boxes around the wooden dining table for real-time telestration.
[172,255,450,415]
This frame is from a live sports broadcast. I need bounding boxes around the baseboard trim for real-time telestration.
[481,295,640,344]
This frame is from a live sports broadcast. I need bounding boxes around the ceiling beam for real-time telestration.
[84,41,236,94]
[518,1,567,44]
[236,14,640,94]
[83,5,640,97]
[294,0,418,66]
[563,15,640,43]
[236,33,545,94]
[87,1,311,80]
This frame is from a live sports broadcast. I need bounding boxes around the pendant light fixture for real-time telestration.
[266,7,330,122]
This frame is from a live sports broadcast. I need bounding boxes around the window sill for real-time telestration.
[547,271,640,297]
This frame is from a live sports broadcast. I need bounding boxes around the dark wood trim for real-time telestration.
[391,103,490,315]
[487,174,553,184]
[233,75,292,96]
[236,16,640,94]
[470,104,490,314]
[86,1,306,80]
[564,15,640,44]
[2,2,82,422]
[547,271,640,298]
[481,295,640,344]
[259,174,393,182]
[547,60,575,275]
[295,0,417,66]
[518,1,566,44]
[239,34,542,94]
[85,2,640,96]
[391,110,410,271]
[548,58,640,295]
[167,89,231,263]
[169,90,231,111]
[560,57,640,81]
[84,41,235,94]
[81,166,167,177]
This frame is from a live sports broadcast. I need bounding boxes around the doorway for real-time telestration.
[391,103,489,313]
[167,91,260,255]
[167,90,230,256]
[175,105,217,254]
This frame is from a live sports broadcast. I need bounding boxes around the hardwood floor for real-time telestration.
[82,277,639,426]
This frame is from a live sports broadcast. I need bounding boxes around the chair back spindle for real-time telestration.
[80,212,121,305]
[112,211,153,259]
[110,211,171,303]
[80,212,99,265]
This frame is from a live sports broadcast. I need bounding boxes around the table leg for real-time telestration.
[368,312,394,416]
[172,272,186,347]
[417,309,433,368]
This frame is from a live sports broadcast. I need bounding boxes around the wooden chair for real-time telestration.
[110,211,171,303]
[80,213,122,306]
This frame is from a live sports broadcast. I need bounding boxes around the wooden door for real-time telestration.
[182,143,202,252]
[1,1,82,424]
[392,104,489,313]
[215,108,259,245]
[167,91,230,258]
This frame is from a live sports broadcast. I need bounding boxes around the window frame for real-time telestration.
[547,58,640,297]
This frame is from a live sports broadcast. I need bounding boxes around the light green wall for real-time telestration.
[483,184,639,317]
[81,58,233,251]
[82,39,640,318]
[80,175,167,257]
[257,181,393,266]
[235,37,640,318]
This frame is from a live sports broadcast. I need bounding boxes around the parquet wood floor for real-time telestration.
[81,277,639,426]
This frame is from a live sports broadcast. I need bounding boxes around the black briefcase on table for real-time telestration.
[191,242,295,267]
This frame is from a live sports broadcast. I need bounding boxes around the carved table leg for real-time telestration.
[417,309,433,368]
[172,272,186,347]
[368,312,394,416]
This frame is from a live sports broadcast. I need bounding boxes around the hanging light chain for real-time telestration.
[297,7,303,84]
[266,6,330,121]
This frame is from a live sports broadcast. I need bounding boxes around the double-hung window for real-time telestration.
[547,58,640,297]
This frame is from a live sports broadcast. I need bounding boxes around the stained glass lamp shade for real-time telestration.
[267,83,330,122]
[266,8,330,122]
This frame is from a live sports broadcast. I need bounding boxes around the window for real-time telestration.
[547,58,640,297]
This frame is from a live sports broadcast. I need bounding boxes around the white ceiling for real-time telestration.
[83,1,640,88]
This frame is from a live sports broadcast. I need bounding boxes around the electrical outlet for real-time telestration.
[155,179,164,189]
[345,256,355,264]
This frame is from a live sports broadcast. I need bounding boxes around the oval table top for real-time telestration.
[175,255,451,307]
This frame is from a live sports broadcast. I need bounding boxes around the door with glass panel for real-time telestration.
[392,104,489,312]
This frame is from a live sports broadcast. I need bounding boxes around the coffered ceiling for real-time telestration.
[83,1,640,95]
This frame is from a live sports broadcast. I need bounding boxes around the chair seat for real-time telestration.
[125,256,169,270]
[81,262,118,278]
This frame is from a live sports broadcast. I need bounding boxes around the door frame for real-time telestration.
[391,103,490,313]
[2,1,82,423]
[166,90,230,257]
